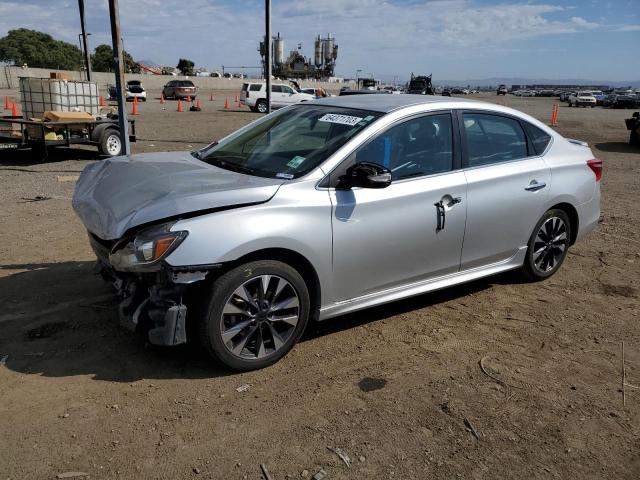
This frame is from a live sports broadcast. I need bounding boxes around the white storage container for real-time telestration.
[19,77,100,119]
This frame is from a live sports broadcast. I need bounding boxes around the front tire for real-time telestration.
[197,260,310,370]
[521,209,571,281]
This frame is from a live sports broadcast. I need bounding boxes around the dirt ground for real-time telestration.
[0,90,638,480]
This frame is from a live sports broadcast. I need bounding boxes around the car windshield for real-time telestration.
[193,105,382,179]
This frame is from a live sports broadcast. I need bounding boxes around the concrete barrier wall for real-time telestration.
[1,66,352,93]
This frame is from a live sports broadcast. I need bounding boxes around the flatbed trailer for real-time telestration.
[0,116,136,159]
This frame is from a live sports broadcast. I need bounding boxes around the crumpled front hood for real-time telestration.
[72,151,283,240]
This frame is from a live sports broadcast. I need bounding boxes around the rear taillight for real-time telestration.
[587,158,602,181]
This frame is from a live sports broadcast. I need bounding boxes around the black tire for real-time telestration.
[521,209,571,281]
[197,260,310,371]
[256,99,268,113]
[99,129,122,157]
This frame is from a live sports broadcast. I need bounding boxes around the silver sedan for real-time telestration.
[73,95,602,370]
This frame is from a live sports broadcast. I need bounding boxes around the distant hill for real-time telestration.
[373,74,639,88]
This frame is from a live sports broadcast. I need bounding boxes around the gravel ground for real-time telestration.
[0,91,638,480]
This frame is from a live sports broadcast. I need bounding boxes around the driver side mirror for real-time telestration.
[342,162,392,189]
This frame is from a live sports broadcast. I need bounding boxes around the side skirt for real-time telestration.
[318,247,527,321]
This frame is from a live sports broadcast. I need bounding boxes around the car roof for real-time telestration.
[305,94,481,113]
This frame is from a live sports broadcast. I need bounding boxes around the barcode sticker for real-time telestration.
[318,113,363,126]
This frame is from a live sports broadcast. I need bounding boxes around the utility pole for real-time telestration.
[265,0,271,114]
[78,0,92,82]
[108,0,130,155]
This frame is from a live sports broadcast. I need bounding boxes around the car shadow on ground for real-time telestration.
[594,142,639,154]
[0,260,516,382]
[0,146,101,166]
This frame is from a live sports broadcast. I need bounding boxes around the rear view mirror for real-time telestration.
[344,162,392,189]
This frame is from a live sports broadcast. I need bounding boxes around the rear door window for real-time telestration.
[462,113,527,167]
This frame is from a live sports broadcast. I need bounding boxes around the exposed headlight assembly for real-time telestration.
[109,223,187,272]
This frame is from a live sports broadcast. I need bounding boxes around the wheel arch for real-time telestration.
[91,123,119,142]
[549,202,579,245]
[221,248,322,321]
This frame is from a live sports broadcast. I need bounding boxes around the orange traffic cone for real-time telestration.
[224,99,229,109]
[235,94,239,103]
[209,93,214,101]
[177,100,183,112]
[551,103,558,127]
[132,96,139,115]
[11,102,18,117]
[187,95,191,103]
[99,95,106,107]
[160,93,165,104]
[6,95,11,110]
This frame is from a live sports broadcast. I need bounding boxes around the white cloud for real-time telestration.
[615,24,640,31]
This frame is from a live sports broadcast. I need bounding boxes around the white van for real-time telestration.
[240,82,315,113]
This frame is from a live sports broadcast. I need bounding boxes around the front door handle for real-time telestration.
[434,201,445,232]
[525,180,547,192]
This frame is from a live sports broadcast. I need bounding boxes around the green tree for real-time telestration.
[177,58,195,76]
[0,28,82,70]
[91,44,140,73]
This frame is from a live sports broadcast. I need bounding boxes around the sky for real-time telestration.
[1,0,639,82]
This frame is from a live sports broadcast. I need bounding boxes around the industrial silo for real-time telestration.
[314,35,323,68]
[273,33,284,66]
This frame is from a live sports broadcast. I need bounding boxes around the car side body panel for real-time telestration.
[166,176,334,304]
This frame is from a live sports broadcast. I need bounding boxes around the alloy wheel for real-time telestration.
[220,275,300,360]
[532,216,568,273]
[257,102,267,113]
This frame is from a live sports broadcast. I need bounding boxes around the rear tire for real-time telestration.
[521,209,571,281]
[197,260,310,371]
[256,100,268,113]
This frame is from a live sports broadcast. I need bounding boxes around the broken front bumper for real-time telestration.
[89,233,215,347]
[95,260,188,346]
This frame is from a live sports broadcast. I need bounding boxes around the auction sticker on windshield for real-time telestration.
[318,113,363,126]
[287,156,306,168]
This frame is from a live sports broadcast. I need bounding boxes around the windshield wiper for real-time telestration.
[208,157,256,175]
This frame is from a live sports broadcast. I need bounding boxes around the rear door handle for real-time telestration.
[525,180,546,192]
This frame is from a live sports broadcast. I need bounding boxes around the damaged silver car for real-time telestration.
[73,95,601,370]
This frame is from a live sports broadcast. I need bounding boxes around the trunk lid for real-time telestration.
[73,151,284,240]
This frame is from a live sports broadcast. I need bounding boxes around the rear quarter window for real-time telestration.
[249,84,263,91]
[523,122,552,155]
